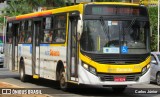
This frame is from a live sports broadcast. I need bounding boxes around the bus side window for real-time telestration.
[25,20,32,43]
[19,21,25,43]
[19,31,25,43]
[41,17,53,43]
[54,30,65,42]
[6,23,12,44]
[52,14,66,43]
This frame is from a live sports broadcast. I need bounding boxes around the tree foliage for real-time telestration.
[96,0,124,2]
[3,0,32,17]
[0,16,4,29]
[148,6,158,51]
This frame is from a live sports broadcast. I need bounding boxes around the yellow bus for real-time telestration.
[5,2,151,92]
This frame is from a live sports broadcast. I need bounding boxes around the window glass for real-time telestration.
[25,31,32,43]
[21,21,25,30]
[6,23,12,43]
[52,29,65,43]
[43,17,52,29]
[151,55,156,61]
[41,17,53,43]
[81,20,149,54]
[43,30,53,43]
[28,20,32,31]
[25,20,32,43]
[52,14,67,43]
[19,31,25,43]
[54,15,66,28]
[18,21,27,43]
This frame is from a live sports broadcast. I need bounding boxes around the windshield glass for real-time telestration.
[80,20,149,54]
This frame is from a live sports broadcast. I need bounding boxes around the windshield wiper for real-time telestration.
[126,18,137,33]
[122,18,137,43]
[99,16,110,41]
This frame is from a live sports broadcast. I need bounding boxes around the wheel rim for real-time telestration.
[20,68,24,79]
[60,72,66,88]
[157,74,160,85]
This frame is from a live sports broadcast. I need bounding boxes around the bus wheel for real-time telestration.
[20,61,27,82]
[156,72,160,85]
[59,68,68,91]
[112,86,126,93]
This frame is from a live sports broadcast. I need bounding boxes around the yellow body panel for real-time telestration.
[80,53,150,74]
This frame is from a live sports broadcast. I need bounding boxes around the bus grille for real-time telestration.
[81,51,150,64]
[98,74,140,81]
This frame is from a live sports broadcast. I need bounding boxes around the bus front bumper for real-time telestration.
[78,65,150,85]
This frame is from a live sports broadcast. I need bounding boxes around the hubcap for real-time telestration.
[60,72,66,88]
[157,74,160,85]
[20,68,23,79]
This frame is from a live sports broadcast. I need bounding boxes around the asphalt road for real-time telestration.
[0,68,160,97]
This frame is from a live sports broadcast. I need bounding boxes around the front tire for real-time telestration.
[156,72,160,85]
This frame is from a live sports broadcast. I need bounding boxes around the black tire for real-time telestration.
[59,68,70,91]
[112,86,126,93]
[19,60,28,82]
[156,72,160,85]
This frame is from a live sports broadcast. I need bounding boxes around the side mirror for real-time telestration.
[151,60,157,64]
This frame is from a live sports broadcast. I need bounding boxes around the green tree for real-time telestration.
[148,6,158,51]
[96,0,124,2]
[0,16,4,30]
[3,0,32,17]
[53,0,66,7]
[26,0,47,8]
[26,0,71,9]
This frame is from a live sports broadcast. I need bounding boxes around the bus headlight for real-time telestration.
[142,64,150,75]
[83,63,89,70]
[82,63,97,75]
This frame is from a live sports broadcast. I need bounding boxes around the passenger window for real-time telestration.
[52,14,67,43]
[41,17,53,43]
[43,17,52,29]
[43,30,53,43]
[25,20,32,43]
[6,23,12,43]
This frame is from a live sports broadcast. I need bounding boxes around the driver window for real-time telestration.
[151,55,157,64]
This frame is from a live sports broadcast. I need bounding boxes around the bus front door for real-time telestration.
[32,20,41,77]
[68,15,79,81]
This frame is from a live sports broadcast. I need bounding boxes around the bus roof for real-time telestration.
[7,2,140,22]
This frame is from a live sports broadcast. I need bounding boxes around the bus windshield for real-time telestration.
[80,20,149,54]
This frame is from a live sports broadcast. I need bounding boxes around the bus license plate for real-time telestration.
[114,77,126,82]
